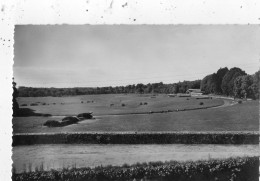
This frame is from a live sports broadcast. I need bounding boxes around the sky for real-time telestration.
[14,25,260,88]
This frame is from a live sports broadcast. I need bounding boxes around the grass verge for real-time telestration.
[13,156,259,181]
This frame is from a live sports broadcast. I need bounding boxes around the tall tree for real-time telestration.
[233,75,254,99]
[221,67,246,96]
[251,70,260,99]
[215,67,229,94]
[13,78,19,116]
[200,74,217,94]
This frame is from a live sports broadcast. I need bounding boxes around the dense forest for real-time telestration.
[17,67,259,99]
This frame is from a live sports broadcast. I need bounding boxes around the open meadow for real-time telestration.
[13,94,259,133]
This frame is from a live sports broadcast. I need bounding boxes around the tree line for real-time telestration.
[200,67,259,99]
[17,80,201,97]
[16,66,259,99]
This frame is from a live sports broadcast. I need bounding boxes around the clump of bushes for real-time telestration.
[77,113,93,120]
[43,113,94,128]
[12,156,259,181]
[61,116,79,126]
[30,103,38,106]
[43,117,80,127]
[199,102,204,105]
[143,102,148,105]
[121,103,126,107]
[20,104,27,106]
[238,100,243,104]
[139,102,143,105]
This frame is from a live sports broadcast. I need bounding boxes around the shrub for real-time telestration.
[238,100,243,104]
[121,103,126,107]
[77,113,93,119]
[61,117,79,126]
[143,102,148,105]
[20,104,27,106]
[81,101,84,103]
[199,102,204,105]
[140,102,143,105]
[30,103,37,106]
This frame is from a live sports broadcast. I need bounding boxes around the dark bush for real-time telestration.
[199,102,204,105]
[140,102,143,105]
[121,103,126,107]
[81,101,84,103]
[238,100,243,104]
[43,120,61,127]
[42,103,46,105]
[77,113,93,119]
[61,117,79,126]
[30,103,37,106]
[20,104,27,106]
[143,102,148,105]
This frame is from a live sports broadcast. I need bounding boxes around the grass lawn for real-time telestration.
[17,94,223,116]
[13,95,258,133]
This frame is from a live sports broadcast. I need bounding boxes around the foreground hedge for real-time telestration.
[13,156,259,181]
[13,132,259,146]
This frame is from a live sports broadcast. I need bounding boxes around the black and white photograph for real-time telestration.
[0,1,259,181]
[11,25,259,180]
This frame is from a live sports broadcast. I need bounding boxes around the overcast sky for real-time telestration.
[14,25,260,88]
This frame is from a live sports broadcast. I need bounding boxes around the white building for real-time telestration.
[186,89,204,96]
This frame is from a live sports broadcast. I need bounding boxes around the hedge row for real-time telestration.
[13,156,259,181]
[13,132,259,146]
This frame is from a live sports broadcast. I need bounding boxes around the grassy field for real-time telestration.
[13,94,259,133]
[17,94,223,116]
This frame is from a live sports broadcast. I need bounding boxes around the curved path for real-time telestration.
[210,98,237,109]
